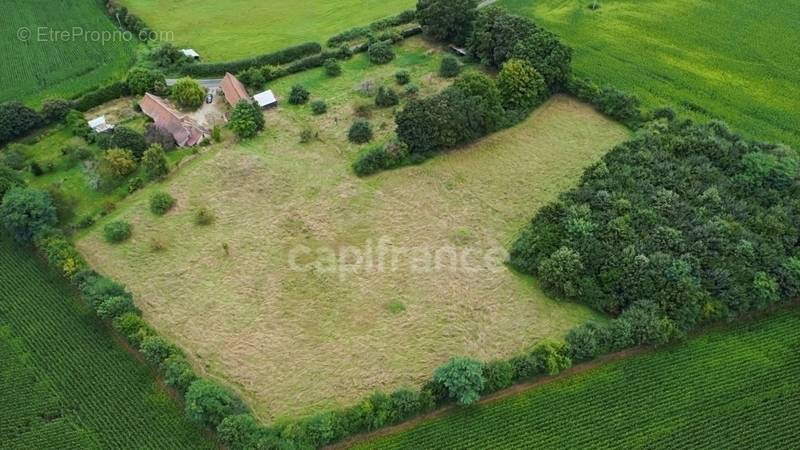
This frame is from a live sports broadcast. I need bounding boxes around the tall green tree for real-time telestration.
[127,67,167,95]
[0,187,58,242]
[417,0,478,45]
[497,59,547,111]
[228,101,265,139]
[171,78,206,110]
[141,144,169,179]
[433,357,485,405]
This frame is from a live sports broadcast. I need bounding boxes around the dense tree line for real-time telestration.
[396,76,503,155]
[511,117,800,351]
[467,6,572,91]
[182,42,322,77]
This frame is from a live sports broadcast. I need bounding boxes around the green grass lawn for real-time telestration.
[0,235,214,449]
[14,109,195,226]
[76,39,629,420]
[0,0,135,106]
[355,309,800,449]
[499,0,800,148]
[118,0,415,61]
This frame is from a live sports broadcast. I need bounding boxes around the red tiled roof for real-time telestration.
[221,72,250,106]
[140,93,206,147]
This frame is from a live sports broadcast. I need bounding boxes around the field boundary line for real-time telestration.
[330,302,800,449]
[327,347,648,449]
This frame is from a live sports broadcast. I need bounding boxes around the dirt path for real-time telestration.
[328,347,649,449]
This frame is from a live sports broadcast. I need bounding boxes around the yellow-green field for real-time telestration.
[77,40,628,420]
[118,0,415,60]
[500,0,800,148]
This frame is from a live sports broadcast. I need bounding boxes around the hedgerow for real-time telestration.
[326,10,416,47]
[566,76,643,125]
[182,42,321,77]
[0,102,42,146]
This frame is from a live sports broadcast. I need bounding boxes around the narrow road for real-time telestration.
[166,78,222,89]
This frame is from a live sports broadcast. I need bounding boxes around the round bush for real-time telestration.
[439,56,461,78]
[289,84,310,105]
[497,58,547,111]
[395,70,410,85]
[404,83,419,96]
[433,357,485,405]
[103,220,132,243]
[163,355,197,394]
[140,335,179,366]
[348,119,373,144]
[195,207,214,225]
[0,187,57,242]
[375,86,399,108]
[96,296,138,320]
[324,58,341,77]
[368,41,395,64]
[311,100,328,115]
[171,77,205,110]
[150,192,176,215]
[228,100,265,139]
[185,380,244,428]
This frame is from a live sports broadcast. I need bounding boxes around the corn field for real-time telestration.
[358,309,800,449]
[0,0,134,106]
[0,235,212,449]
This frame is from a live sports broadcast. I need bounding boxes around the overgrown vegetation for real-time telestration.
[511,117,800,349]
[353,3,573,175]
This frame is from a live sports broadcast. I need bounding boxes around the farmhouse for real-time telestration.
[220,72,250,107]
[139,93,206,147]
[87,115,114,133]
[254,90,278,108]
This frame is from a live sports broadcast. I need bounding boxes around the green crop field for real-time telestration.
[356,309,800,449]
[0,235,214,449]
[500,0,800,148]
[118,0,415,61]
[0,0,135,106]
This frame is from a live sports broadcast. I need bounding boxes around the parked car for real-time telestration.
[205,93,214,104]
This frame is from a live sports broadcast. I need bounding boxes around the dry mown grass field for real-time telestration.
[77,42,629,419]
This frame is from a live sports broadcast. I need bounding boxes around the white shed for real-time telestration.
[254,90,278,108]
[180,49,201,60]
[88,116,114,133]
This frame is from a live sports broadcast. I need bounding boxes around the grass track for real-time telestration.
[0,0,135,105]
[355,309,800,449]
[118,0,415,61]
[0,235,214,449]
[499,0,800,148]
